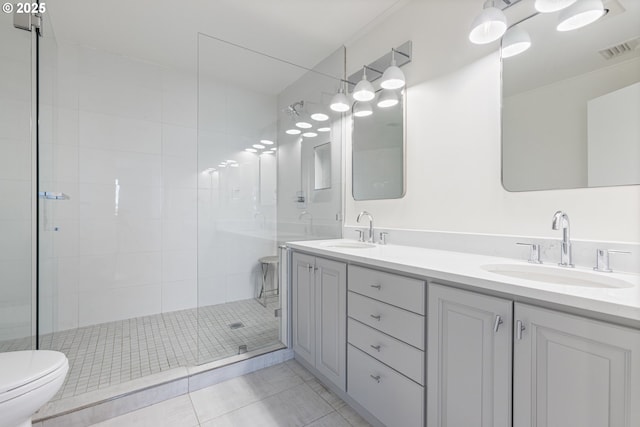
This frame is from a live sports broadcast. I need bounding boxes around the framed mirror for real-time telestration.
[314,142,331,190]
[501,0,640,192]
[352,90,405,200]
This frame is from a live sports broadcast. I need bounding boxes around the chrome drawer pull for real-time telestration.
[370,374,381,383]
[516,320,526,340]
[370,314,381,321]
[494,315,503,333]
[370,284,381,290]
[370,344,381,352]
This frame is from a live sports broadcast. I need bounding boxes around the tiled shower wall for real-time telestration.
[38,43,199,333]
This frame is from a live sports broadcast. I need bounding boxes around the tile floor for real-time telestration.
[0,298,280,401]
[87,360,372,427]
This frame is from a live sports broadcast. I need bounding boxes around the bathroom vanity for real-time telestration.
[287,239,640,427]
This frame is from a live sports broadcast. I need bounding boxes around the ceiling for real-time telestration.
[47,0,408,75]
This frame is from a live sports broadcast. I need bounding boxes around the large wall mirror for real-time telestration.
[502,0,639,192]
[352,90,405,200]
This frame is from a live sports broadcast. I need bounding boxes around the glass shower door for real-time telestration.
[0,8,37,351]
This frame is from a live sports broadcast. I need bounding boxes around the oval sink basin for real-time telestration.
[323,242,376,249]
[481,264,634,289]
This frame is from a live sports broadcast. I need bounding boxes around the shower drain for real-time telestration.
[229,322,244,330]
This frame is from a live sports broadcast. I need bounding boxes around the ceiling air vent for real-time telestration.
[598,37,640,60]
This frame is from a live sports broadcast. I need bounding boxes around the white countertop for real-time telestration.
[286,239,640,323]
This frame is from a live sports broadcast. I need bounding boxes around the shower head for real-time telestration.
[283,101,304,118]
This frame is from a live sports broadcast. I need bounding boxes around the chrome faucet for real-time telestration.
[552,210,573,268]
[356,211,374,243]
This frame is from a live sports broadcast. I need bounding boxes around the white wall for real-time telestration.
[39,43,199,332]
[0,12,33,342]
[344,0,640,244]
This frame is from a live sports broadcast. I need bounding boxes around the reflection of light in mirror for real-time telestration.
[502,26,531,58]
[202,167,217,174]
[318,127,331,132]
[218,163,227,168]
[245,148,257,153]
[230,163,239,167]
[114,179,120,216]
[295,121,312,129]
[260,139,274,145]
[286,128,301,135]
[353,101,373,117]
[330,91,351,112]
[310,112,329,121]
[302,132,318,138]
[253,144,265,149]
[557,0,605,32]
[226,160,236,163]
[263,150,275,154]
[377,89,399,108]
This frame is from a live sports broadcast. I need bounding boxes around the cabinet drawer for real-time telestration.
[348,292,424,350]
[348,345,424,427]
[348,265,425,315]
[348,318,424,385]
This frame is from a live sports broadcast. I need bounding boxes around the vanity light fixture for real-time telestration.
[557,0,605,31]
[501,26,531,58]
[302,131,318,138]
[329,83,351,112]
[535,0,577,13]
[469,0,508,44]
[245,148,258,153]
[353,101,373,117]
[377,89,399,108]
[352,66,376,102]
[380,49,406,89]
[317,126,331,132]
[286,128,301,135]
[309,104,330,121]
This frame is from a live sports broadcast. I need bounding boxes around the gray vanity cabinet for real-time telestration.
[292,252,347,391]
[513,303,640,427]
[427,284,513,427]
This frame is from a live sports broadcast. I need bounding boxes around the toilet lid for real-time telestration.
[0,350,68,394]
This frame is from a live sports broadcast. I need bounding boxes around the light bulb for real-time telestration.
[330,90,351,112]
[501,26,531,58]
[353,67,375,102]
[381,50,406,89]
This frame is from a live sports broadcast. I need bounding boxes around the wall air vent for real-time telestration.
[598,37,640,60]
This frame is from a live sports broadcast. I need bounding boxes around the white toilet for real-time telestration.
[0,350,69,427]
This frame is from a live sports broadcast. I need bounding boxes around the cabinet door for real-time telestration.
[315,257,347,391]
[514,303,640,427]
[428,284,513,427]
[292,252,316,366]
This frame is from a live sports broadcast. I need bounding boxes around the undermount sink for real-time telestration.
[481,263,634,289]
[323,241,376,249]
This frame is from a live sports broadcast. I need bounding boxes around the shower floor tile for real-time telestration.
[0,298,280,401]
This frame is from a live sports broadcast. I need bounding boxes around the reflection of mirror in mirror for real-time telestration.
[314,142,331,190]
[502,0,639,192]
[352,91,405,200]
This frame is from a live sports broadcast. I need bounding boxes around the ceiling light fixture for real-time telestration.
[317,127,331,132]
[352,66,375,102]
[253,144,265,149]
[557,0,605,32]
[535,0,577,13]
[353,101,373,117]
[245,148,257,153]
[286,128,301,135]
[380,49,406,89]
[309,105,330,121]
[260,139,274,145]
[469,0,508,45]
[295,119,312,129]
[501,26,531,58]
[302,131,318,138]
[377,89,399,108]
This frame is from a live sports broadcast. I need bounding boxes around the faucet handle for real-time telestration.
[379,232,388,245]
[516,242,542,264]
[355,229,365,242]
[594,249,630,273]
